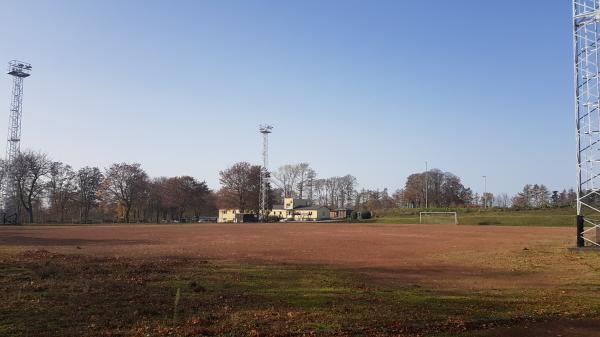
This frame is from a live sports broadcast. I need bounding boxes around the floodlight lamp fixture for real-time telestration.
[7,60,31,78]
[259,124,273,134]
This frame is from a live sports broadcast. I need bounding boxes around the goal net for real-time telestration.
[419,212,458,225]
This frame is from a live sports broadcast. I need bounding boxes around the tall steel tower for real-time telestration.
[574,1,600,247]
[259,124,273,221]
[3,60,31,223]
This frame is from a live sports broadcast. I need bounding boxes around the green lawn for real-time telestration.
[374,208,577,227]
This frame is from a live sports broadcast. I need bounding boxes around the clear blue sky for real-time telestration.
[0,1,573,196]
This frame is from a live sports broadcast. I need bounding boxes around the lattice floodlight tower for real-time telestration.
[3,60,31,223]
[574,1,600,247]
[259,124,273,221]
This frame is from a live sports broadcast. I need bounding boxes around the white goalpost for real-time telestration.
[419,212,458,225]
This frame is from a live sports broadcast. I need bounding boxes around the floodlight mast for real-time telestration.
[259,125,273,221]
[2,61,31,224]
[573,1,600,247]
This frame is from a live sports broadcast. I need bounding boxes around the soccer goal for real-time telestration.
[419,212,458,225]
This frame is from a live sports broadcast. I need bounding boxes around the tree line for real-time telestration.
[511,184,576,208]
[346,172,576,212]
[3,153,577,224]
[3,150,216,224]
[216,162,578,213]
[216,162,358,211]
[271,163,357,209]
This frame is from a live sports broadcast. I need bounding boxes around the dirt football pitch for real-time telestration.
[1,223,600,336]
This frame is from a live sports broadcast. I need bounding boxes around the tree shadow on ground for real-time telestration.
[0,235,154,246]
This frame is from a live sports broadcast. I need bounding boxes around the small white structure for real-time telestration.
[419,212,458,225]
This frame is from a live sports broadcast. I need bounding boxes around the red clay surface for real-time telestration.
[0,222,572,259]
[3,223,599,336]
[0,223,576,289]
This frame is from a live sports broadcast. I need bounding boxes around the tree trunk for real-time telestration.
[83,205,90,224]
[27,207,33,223]
[125,205,131,223]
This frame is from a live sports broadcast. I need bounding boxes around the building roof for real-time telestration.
[294,205,329,210]
[271,205,329,211]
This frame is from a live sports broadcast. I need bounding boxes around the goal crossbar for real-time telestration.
[419,212,458,225]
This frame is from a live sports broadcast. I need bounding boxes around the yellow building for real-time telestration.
[217,209,258,223]
[270,198,330,221]
[217,209,239,223]
[218,198,330,223]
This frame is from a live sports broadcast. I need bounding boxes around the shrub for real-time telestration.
[266,216,281,222]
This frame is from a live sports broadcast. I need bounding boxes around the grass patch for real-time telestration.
[1,249,600,336]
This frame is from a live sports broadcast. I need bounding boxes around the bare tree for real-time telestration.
[493,193,511,208]
[272,164,301,198]
[338,175,357,208]
[0,158,6,190]
[218,162,262,211]
[306,169,317,202]
[103,163,149,223]
[77,166,103,223]
[163,176,211,220]
[355,188,396,211]
[12,151,51,223]
[47,162,77,223]
[392,189,406,208]
[312,178,326,206]
[295,163,314,199]
[147,176,167,223]
[324,177,339,207]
